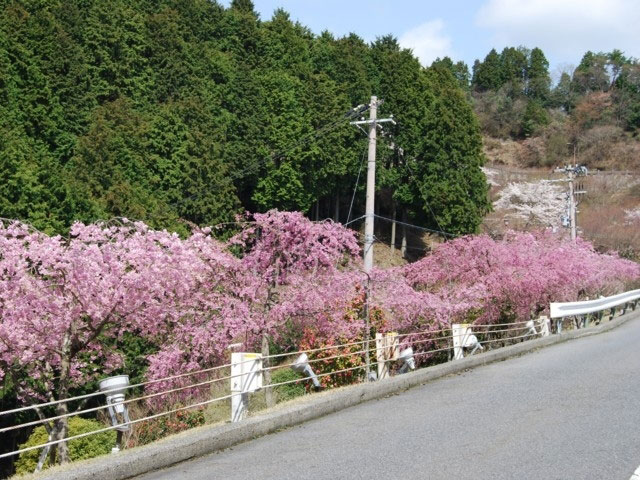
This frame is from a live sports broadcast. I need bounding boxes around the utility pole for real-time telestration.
[349,96,396,272]
[566,171,587,242]
[350,96,395,381]
[565,141,586,242]
[364,96,378,272]
[569,172,576,242]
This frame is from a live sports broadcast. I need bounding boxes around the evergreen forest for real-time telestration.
[0,0,491,237]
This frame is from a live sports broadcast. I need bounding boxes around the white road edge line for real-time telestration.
[629,465,640,480]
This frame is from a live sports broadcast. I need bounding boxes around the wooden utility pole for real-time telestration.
[569,172,576,242]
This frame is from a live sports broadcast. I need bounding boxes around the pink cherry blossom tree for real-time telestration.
[403,231,640,326]
[229,210,360,406]
[0,219,250,464]
[1,212,638,462]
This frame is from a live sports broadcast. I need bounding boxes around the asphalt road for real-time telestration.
[137,318,640,480]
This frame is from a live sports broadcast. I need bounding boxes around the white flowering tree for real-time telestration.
[493,181,566,228]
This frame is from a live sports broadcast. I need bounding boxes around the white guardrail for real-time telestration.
[550,289,640,318]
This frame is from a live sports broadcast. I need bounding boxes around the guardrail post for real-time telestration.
[452,324,483,359]
[230,352,262,423]
[539,316,550,336]
[375,332,398,380]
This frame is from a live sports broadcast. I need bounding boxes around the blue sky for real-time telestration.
[221,0,640,80]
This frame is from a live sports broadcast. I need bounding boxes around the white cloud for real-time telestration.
[476,0,640,61]
[399,19,453,66]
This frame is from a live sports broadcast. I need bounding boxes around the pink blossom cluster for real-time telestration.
[1,213,638,409]
[230,211,360,285]
[402,231,640,325]
[0,219,255,403]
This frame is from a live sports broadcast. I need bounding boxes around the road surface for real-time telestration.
[137,318,640,480]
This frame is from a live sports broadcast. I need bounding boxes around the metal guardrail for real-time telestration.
[550,289,640,318]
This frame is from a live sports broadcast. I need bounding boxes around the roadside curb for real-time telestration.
[29,310,640,480]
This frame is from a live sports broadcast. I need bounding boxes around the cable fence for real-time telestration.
[0,316,552,464]
[3,292,637,467]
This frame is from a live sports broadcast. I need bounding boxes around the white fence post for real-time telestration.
[539,315,550,336]
[230,352,262,423]
[452,324,465,360]
[376,332,398,380]
[452,324,482,360]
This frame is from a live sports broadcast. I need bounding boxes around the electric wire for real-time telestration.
[343,214,366,227]
[401,156,453,238]
[373,213,457,238]
[346,144,368,226]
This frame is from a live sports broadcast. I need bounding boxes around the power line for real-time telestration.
[343,214,366,227]
[346,144,368,225]
[228,104,370,185]
[350,227,435,255]
[380,131,450,240]
[373,213,458,238]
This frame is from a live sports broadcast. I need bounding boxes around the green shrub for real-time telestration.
[272,368,306,402]
[14,417,116,474]
[129,409,205,447]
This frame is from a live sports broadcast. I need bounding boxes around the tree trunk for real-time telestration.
[334,192,340,222]
[52,411,70,464]
[52,332,72,464]
[390,203,397,253]
[261,333,273,408]
[314,200,319,221]
[401,208,407,259]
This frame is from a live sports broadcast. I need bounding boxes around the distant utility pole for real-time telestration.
[569,172,576,242]
[568,171,587,242]
[565,141,585,242]
[350,96,395,273]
